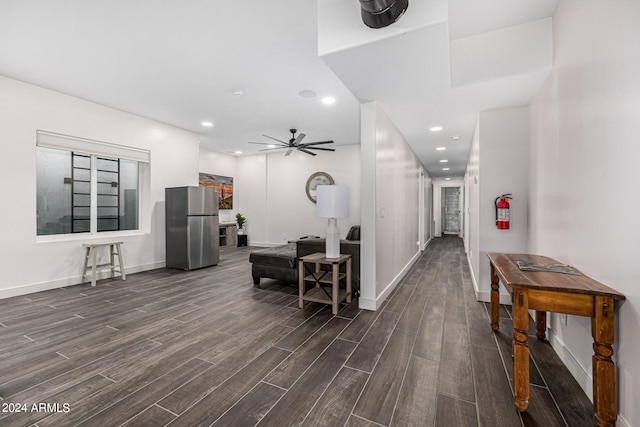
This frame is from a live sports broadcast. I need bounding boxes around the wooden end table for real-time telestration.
[487,252,625,427]
[299,252,352,315]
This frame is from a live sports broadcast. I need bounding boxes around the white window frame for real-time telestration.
[36,130,150,241]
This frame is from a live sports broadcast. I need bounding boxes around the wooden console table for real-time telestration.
[487,252,625,427]
[299,253,351,315]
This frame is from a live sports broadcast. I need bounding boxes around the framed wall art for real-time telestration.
[199,173,233,209]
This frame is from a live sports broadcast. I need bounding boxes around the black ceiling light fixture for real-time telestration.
[359,0,409,29]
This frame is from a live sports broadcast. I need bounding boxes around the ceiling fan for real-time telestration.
[249,129,335,156]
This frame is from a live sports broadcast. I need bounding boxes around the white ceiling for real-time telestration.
[0,0,558,179]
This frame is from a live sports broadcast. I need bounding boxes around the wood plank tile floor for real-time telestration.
[0,236,595,426]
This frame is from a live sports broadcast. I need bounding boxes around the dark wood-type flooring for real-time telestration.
[0,236,595,426]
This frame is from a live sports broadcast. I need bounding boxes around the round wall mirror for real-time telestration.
[305,171,334,203]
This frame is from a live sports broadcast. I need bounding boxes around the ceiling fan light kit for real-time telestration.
[248,129,335,156]
[359,0,408,29]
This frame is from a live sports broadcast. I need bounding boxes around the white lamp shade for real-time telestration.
[316,185,350,218]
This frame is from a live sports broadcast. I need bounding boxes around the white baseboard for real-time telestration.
[420,237,432,251]
[0,261,165,300]
[547,327,593,402]
[475,289,513,305]
[618,414,632,427]
[467,252,480,298]
[359,250,421,311]
[466,252,512,305]
[358,296,377,311]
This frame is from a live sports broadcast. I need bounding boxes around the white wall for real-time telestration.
[528,1,640,425]
[199,145,361,247]
[466,122,480,286]
[235,154,268,244]
[360,102,426,310]
[264,146,361,245]
[0,76,200,298]
[466,107,529,303]
[421,167,433,250]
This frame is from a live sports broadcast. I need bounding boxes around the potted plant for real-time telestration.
[235,213,247,235]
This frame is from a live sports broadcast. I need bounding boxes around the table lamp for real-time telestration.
[316,185,350,258]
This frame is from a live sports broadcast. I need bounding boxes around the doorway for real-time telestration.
[441,186,460,234]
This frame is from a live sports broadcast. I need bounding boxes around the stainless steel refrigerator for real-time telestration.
[165,186,219,270]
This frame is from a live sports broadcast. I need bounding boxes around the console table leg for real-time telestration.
[535,311,547,341]
[513,288,530,412]
[490,263,500,331]
[592,296,617,427]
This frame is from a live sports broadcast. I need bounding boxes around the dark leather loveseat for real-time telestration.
[249,226,361,293]
[249,243,298,285]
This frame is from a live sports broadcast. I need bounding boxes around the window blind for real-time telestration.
[36,130,150,163]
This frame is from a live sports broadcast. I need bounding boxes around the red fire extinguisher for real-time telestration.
[495,194,512,229]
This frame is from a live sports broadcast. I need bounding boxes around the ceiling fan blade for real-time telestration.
[258,147,288,151]
[249,141,287,146]
[285,147,295,156]
[298,148,317,156]
[299,140,334,146]
[262,134,288,144]
[292,133,306,145]
[303,146,335,152]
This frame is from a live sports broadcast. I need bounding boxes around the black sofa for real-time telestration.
[249,226,361,292]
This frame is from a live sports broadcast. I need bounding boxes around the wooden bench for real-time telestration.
[82,242,126,287]
[487,252,625,427]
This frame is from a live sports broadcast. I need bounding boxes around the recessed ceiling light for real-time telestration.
[322,96,336,105]
[430,126,443,132]
[439,159,448,163]
[201,121,214,127]
[234,150,243,155]
[451,135,460,140]
[442,167,450,171]
[299,90,317,98]
[231,89,244,97]
[445,177,451,180]
[436,147,446,151]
